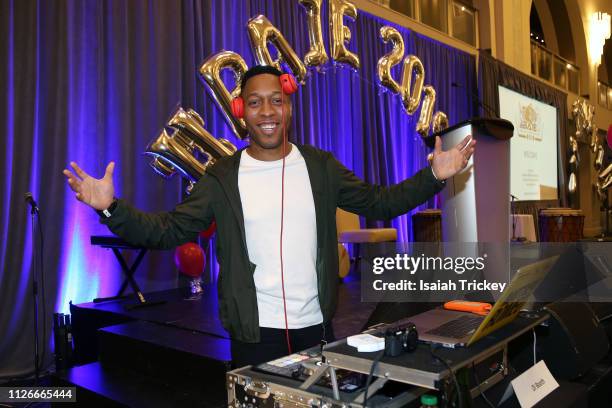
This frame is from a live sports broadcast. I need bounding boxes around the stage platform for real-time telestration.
[69,285,230,365]
[52,285,231,407]
[53,280,377,407]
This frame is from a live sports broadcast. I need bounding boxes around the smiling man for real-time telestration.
[63,65,475,368]
[240,66,293,159]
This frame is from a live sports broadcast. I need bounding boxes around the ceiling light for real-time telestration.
[590,12,611,65]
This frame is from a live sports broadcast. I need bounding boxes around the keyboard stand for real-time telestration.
[90,235,166,310]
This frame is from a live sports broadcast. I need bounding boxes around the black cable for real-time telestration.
[471,362,496,408]
[36,212,47,377]
[430,344,463,408]
[363,350,384,407]
[29,209,40,383]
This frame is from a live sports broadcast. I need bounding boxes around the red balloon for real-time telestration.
[174,243,205,278]
[199,220,217,239]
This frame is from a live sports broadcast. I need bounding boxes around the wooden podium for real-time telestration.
[426,118,514,243]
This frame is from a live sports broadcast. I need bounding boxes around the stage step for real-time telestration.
[53,361,222,407]
[97,320,230,405]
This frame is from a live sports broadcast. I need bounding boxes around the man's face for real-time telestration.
[242,73,292,151]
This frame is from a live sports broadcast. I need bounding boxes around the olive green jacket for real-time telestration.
[102,144,445,342]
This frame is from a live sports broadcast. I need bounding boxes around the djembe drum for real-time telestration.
[412,209,442,242]
[538,208,584,242]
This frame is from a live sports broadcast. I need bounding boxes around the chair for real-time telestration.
[336,208,397,275]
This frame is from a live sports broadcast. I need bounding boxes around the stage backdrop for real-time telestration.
[0,0,475,378]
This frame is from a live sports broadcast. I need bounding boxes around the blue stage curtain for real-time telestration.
[0,0,474,377]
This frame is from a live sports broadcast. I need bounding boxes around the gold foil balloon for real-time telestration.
[247,15,307,83]
[150,154,176,179]
[571,98,610,201]
[594,180,606,201]
[400,55,425,115]
[598,164,612,195]
[571,99,595,145]
[600,162,612,180]
[568,172,577,194]
[377,26,404,94]
[329,0,360,69]
[199,51,248,139]
[596,144,604,170]
[168,108,237,159]
[299,0,328,67]
[602,173,612,190]
[591,130,599,153]
[571,100,583,139]
[416,86,436,138]
[432,111,449,134]
[145,107,237,183]
[147,127,206,182]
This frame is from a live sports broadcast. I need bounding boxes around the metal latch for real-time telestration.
[244,379,271,399]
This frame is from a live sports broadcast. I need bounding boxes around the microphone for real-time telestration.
[25,192,39,213]
[451,82,498,118]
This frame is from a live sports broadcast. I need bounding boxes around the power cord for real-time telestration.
[36,212,48,380]
[430,344,463,408]
[363,350,384,407]
[532,328,537,365]
[471,361,496,408]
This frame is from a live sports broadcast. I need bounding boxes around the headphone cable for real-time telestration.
[280,86,292,355]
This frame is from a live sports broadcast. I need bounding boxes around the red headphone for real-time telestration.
[230,73,298,119]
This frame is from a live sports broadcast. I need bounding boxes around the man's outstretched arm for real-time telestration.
[63,161,215,249]
[333,135,475,220]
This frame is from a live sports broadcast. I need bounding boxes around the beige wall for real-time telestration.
[493,0,533,73]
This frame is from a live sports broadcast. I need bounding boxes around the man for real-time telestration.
[63,65,475,368]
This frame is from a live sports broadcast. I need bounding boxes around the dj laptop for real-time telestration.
[406,256,558,348]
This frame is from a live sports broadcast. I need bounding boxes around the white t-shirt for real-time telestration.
[238,144,323,329]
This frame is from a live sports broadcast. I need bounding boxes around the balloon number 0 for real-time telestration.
[377,26,448,138]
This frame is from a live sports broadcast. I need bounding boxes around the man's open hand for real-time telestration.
[431,135,476,181]
[63,162,115,210]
